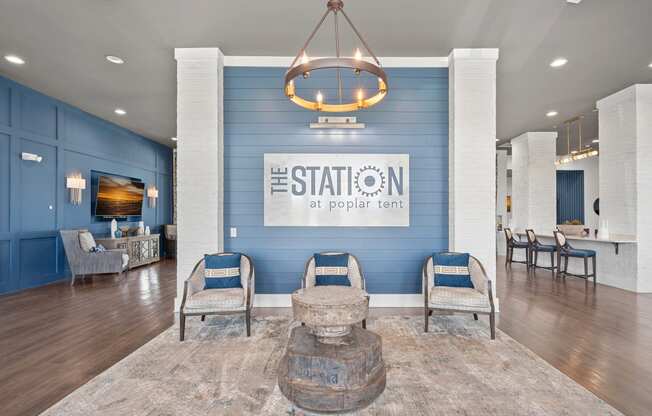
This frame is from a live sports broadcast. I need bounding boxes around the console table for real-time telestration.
[96,234,160,270]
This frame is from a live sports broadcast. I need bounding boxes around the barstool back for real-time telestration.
[525,229,537,245]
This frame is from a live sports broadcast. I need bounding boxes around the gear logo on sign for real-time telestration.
[354,165,386,197]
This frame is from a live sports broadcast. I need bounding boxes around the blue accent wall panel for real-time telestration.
[0,133,9,232]
[0,240,10,293]
[0,75,173,295]
[19,91,58,139]
[0,85,10,127]
[223,67,448,294]
[557,170,585,224]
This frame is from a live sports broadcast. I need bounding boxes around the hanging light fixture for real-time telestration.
[285,0,388,112]
[556,115,598,165]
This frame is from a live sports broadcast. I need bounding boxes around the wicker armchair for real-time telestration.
[302,252,368,329]
[60,230,128,286]
[179,252,255,341]
[422,252,496,339]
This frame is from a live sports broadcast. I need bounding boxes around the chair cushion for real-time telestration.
[204,253,242,289]
[511,241,529,248]
[534,244,556,252]
[184,288,245,311]
[314,253,351,286]
[433,252,474,288]
[78,231,96,252]
[565,248,596,257]
[429,286,491,312]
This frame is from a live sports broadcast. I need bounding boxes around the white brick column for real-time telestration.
[174,48,224,311]
[496,149,509,256]
[597,84,652,292]
[510,132,557,234]
[448,48,499,295]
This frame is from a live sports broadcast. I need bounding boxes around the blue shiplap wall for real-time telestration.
[223,67,448,294]
[0,75,173,295]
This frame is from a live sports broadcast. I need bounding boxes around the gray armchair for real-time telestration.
[422,252,496,339]
[60,230,128,286]
[179,252,255,341]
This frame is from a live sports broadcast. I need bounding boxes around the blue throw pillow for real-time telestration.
[314,253,351,286]
[433,252,474,288]
[204,253,242,289]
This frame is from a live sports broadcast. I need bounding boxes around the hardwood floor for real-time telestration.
[2,257,651,415]
[496,258,652,416]
[0,260,177,416]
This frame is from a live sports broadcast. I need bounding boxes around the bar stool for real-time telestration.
[525,229,556,273]
[504,228,529,267]
[553,230,597,286]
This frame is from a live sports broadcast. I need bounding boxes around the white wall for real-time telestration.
[448,48,499,296]
[174,48,225,311]
[511,132,557,233]
[556,157,599,230]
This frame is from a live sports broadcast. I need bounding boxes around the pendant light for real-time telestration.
[284,0,388,112]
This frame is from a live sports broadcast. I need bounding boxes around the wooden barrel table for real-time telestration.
[278,286,386,413]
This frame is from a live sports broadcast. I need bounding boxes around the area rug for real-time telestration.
[43,315,621,415]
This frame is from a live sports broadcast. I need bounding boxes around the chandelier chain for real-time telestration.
[334,11,343,104]
[289,8,331,69]
[340,9,381,66]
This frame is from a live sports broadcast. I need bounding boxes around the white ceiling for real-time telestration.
[1,0,651,151]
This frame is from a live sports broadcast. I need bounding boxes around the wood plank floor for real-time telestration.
[2,257,651,415]
[0,260,177,416]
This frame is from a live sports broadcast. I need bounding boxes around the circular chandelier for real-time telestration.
[284,0,388,112]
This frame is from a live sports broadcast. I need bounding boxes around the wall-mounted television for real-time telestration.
[94,174,145,218]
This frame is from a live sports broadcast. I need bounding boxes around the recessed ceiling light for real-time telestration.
[171,137,178,142]
[592,139,599,143]
[105,55,125,64]
[114,108,126,115]
[4,54,25,65]
[546,110,558,117]
[567,0,582,4]
[550,58,568,68]
[649,62,652,68]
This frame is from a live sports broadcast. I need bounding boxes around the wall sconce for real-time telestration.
[21,152,43,163]
[147,185,159,208]
[66,173,86,205]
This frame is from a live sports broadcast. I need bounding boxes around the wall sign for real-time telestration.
[264,153,409,227]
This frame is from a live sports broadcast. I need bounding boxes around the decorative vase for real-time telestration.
[597,219,610,240]
[115,229,122,238]
[145,226,150,236]
[138,221,145,236]
[110,219,117,239]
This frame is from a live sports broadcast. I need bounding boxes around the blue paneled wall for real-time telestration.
[223,67,448,294]
[0,75,173,295]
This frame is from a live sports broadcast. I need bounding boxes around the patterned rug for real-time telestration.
[43,315,621,415]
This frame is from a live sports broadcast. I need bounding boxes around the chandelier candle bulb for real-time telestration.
[357,89,364,108]
[301,52,310,78]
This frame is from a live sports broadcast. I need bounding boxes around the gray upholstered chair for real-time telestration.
[422,252,496,339]
[60,229,129,286]
[179,252,255,341]
[302,252,367,329]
